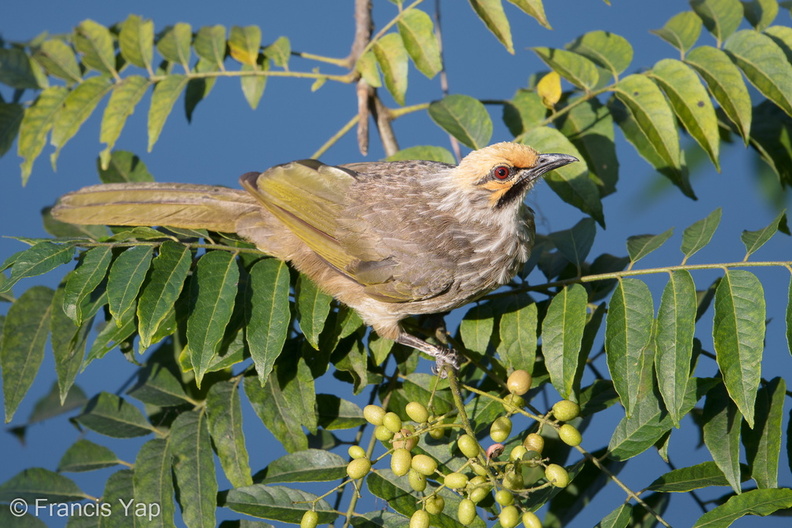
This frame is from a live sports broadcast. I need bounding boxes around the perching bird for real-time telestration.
[52,142,577,371]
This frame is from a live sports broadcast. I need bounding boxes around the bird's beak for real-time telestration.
[523,153,579,182]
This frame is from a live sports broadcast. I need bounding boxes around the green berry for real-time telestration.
[552,400,580,422]
[444,471,469,489]
[405,401,429,423]
[522,511,542,528]
[467,476,491,503]
[410,509,430,528]
[457,434,480,458]
[522,433,544,454]
[346,458,371,480]
[499,505,520,528]
[494,489,514,506]
[425,494,445,515]
[374,424,394,442]
[490,416,512,443]
[502,393,526,412]
[363,404,385,426]
[391,448,412,476]
[408,468,427,492]
[507,370,532,395]
[457,498,478,526]
[300,510,319,528]
[509,445,527,461]
[558,424,582,446]
[411,454,437,476]
[428,424,445,440]
[348,445,366,459]
[545,464,570,488]
[383,411,403,433]
[502,470,524,490]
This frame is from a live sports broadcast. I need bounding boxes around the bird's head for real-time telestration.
[453,142,578,210]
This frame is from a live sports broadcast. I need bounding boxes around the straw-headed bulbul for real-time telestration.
[52,142,578,371]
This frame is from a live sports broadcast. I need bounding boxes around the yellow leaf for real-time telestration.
[537,71,561,108]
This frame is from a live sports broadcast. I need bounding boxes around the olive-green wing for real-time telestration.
[240,160,359,273]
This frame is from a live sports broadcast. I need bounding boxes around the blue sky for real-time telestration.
[1,1,791,527]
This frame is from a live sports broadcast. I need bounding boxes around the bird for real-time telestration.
[52,142,577,372]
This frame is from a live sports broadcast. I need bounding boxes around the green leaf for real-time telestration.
[170,410,217,528]
[99,75,151,167]
[612,74,682,184]
[50,280,93,403]
[0,102,23,158]
[626,228,674,264]
[1,286,54,422]
[356,50,382,88]
[566,30,633,79]
[724,30,792,117]
[84,314,136,367]
[428,94,493,149]
[63,246,111,325]
[157,23,192,69]
[744,0,779,30]
[316,393,365,430]
[223,485,336,523]
[256,449,346,484]
[496,294,537,372]
[265,36,291,68]
[649,59,720,169]
[1,241,74,294]
[681,208,722,263]
[542,283,588,400]
[0,48,41,89]
[126,362,191,406]
[557,97,618,196]
[75,392,154,438]
[469,0,514,53]
[107,245,153,326]
[460,304,494,355]
[520,126,604,225]
[503,89,546,136]
[0,468,87,503]
[240,62,267,110]
[187,251,239,386]
[596,504,633,528]
[651,11,703,54]
[73,19,117,75]
[195,25,227,69]
[549,218,597,270]
[32,39,82,83]
[57,438,118,472]
[654,270,696,427]
[532,47,600,91]
[702,383,743,493]
[605,279,653,416]
[741,209,788,258]
[373,33,409,106]
[646,461,739,492]
[18,86,68,184]
[692,488,792,527]
[101,470,138,521]
[50,76,113,168]
[137,241,192,350]
[742,377,785,488]
[507,0,551,29]
[229,25,261,66]
[119,14,154,70]
[713,270,765,428]
[398,9,442,78]
[207,380,253,488]
[691,0,744,44]
[247,259,290,385]
[148,74,189,151]
[296,274,332,350]
[787,275,792,355]
[749,100,792,185]
[134,439,176,528]
[386,145,456,164]
[98,150,155,183]
[685,46,752,142]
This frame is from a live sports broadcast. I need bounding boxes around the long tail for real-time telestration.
[51,182,261,233]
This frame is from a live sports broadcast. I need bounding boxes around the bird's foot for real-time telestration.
[429,345,460,378]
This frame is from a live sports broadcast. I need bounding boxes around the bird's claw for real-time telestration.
[429,346,460,378]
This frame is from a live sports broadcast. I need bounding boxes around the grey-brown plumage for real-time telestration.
[52,142,577,371]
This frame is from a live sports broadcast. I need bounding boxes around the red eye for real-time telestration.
[493,165,510,180]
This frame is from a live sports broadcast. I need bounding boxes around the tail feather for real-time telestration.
[52,182,261,233]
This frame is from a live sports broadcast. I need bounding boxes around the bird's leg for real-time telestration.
[395,331,460,375]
